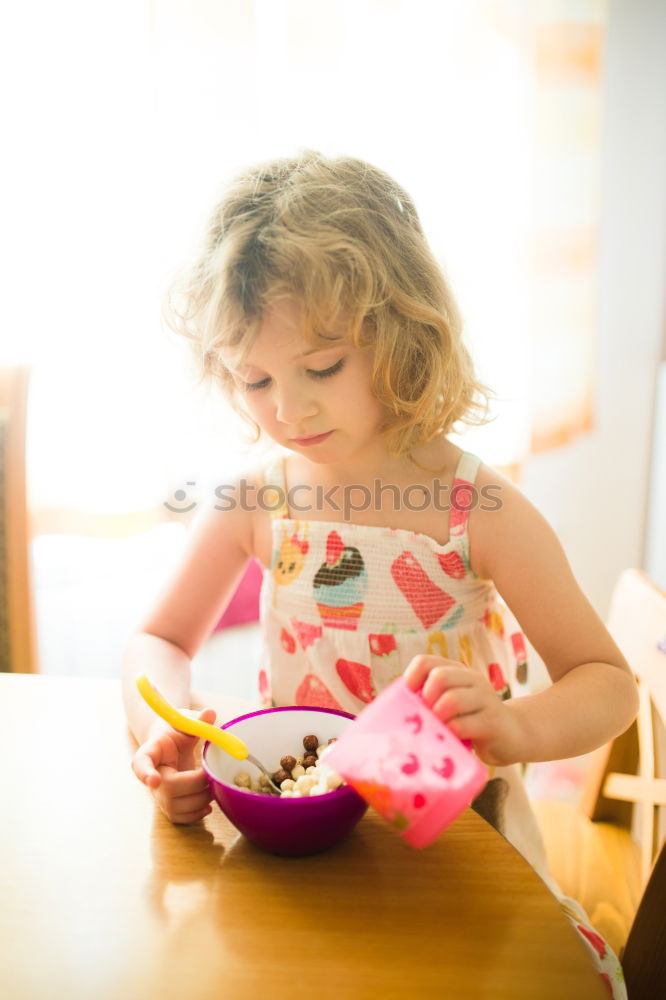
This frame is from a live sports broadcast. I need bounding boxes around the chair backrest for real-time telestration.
[580,569,666,883]
[621,836,666,1000]
[0,366,37,672]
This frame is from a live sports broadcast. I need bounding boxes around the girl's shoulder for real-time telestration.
[240,457,286,569]
[467,459,634,685]
[180,462,273,568]
[467,460,560,580]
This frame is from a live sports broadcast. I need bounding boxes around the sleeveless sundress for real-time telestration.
[257,450,626,998]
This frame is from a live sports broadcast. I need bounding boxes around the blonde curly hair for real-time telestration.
[166,150,491,457]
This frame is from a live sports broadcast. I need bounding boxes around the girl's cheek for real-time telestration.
[246,396,275,432]
[242,393,267,419]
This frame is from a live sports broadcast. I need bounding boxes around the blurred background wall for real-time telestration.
[1,0,663,680]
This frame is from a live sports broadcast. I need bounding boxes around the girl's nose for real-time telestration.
[274,383,319,425]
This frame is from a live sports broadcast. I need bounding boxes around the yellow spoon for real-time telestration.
[135,673,281,793]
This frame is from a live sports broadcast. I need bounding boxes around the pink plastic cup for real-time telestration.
[323,677,488,848]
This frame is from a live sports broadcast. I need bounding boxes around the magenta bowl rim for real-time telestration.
[201,704,357,800]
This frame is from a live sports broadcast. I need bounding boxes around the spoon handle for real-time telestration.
[136,673,249,760]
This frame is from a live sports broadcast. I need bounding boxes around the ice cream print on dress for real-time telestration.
[314,530,368,630]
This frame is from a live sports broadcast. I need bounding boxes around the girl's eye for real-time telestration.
[309,358,346,379]
[241,357,345,392]
[242,376,271,392]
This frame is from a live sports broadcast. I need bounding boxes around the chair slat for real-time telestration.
[621,841,666,1000]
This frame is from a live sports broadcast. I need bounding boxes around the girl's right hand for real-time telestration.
[131,708,216,824]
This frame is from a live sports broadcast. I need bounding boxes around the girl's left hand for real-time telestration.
[403,655,525,767]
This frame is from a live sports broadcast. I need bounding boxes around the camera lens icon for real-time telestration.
[164,482,198,513]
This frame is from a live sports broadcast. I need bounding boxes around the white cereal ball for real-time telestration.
[325,771,343,790]
[291,791,302,798]
[295,756,304,766]
[251,778,262,792]
[258,773,270,788]
[291,764,306,779]
[280,778,295,791]
[316,744,327,758]
[309,785,324,796]
[281,790,294,798]
[295,775,317,796]
[305,766,318,775]
[234,771,251,788]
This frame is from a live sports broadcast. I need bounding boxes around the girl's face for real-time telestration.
[228,299,386,468]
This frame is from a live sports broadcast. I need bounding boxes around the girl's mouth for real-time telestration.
[290,431,333,446]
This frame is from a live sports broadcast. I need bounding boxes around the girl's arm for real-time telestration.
[122,478,257,820]
[406,466,639,767]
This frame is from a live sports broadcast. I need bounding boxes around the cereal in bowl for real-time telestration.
[233,734,344,797]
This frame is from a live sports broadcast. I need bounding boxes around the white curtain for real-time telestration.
[1,0,606,521]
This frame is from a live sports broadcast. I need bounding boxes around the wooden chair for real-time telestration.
[0,366,37,672]
[581,570,666,875]
[532,569,666,957]
[621,834,666,1000]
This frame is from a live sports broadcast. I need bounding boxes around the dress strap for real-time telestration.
[449,451,481,540]
[263,454,290,520]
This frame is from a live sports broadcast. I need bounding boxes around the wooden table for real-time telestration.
[0,674,606,1000]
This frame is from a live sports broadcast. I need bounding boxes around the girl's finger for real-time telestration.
[420,670,450,707]
[157,765,211,797]
[431,686,483,723]
[132,747,162,788]
[445,712,487,743]
[143,731,183,769]
[164,788,213,817]
[404,655,449,689]
[171,806,213,826]
[421,665,477,706]
[135,709,219,792]
[165,730,203,756]
[404,656,467,690]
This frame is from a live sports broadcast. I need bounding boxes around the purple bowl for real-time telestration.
[202,706,368,856]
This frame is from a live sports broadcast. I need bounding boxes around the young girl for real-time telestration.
[123,151,637,997]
